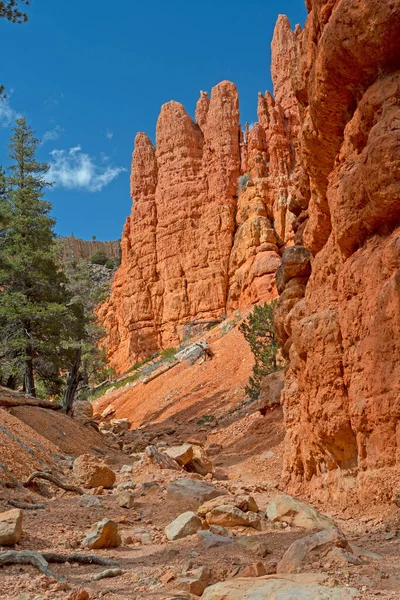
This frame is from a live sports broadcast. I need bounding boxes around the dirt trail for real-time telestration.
[0,325,399,599]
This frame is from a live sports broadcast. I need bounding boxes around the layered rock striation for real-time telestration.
[101,23,302,372]
[275,0,400,503]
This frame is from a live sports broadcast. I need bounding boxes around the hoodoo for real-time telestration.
[100,20,302,373]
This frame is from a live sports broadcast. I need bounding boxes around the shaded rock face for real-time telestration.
[275,0,400,503]
[101,32,301,372]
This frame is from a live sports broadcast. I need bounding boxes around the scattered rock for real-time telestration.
[266,494,336,531]
[202,573,359,599]
[145,445,181,471]
[167,478,224,506]
[140,481,161,496]
[198,495,258,517]
[79,496,101,508]
[277,528,355,574]
[206,505,260,529]
[164,444,194,466]
[117,482,137,491]
[110,418,131,432]
[82,518,121,549]
[120,464,134,474]
[0,508,23,546]
[197,530,233,548]
[186,445,213,476]
[68,590,90,600]
[101,405,116,419]
[165,511,202,541]
[178,566,209,596]
[93,568,125,581]
[238,562,267,577]
[209,525,233,537]
[256,369,285,415]
[117,490,135,509]
[73,454,116,489]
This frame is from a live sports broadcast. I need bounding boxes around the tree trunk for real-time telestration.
[62,347,82,414]
[23,347,35,397]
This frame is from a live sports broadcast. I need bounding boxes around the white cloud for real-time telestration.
[41,125,65,144]
[0,97,22,128]
[44,93,64,110]
[106,129,114,140]
[47,145,126,192]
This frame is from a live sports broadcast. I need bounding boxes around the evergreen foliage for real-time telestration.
[0,118,77,396]
[239,300,282,401]
[0,0,29,23]
[0,1,30,97]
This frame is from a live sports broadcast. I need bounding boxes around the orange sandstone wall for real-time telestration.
[275,0,400,504]
[100,18,302,373]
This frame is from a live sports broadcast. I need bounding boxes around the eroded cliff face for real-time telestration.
[275,0,400,504]
[100,23,302,372]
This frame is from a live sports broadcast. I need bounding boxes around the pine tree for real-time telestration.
[0,1,30,97]
[0,117,74,396]
[239,300,282,401]
[0,1,29,24]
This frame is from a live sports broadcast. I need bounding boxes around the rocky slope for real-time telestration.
[100,19,303,373]
[274,0,400,503]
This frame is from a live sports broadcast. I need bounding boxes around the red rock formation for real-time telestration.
[102,19,304,373]
[275,0,400,504]
[58,236,120,263]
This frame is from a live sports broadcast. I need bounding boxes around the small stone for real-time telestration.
[385,531,396,540]
[79,496,101,508]
[238,562,267,577]
[68,591,90,600]
[0,509,23,546]
[82,518,121,549]
[197,530,233,548]
[165,511,202,541]
[73,454,116,489]
[120,465,134,473]
[117,490,136,509]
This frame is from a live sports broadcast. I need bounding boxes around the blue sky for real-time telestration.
[0,0,307,241]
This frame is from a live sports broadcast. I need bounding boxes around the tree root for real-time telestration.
[23,471,84,495]
[7,499,46,510]
[0,550,65,581]
[0,550,120,581]
[42,552,119,566]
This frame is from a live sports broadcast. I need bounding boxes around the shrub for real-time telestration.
[90,251,109,266]
[239,300,282,401]
[237,173,252,194]
[160,347,176,362]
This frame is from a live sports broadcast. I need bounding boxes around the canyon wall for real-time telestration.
[58,236,121,263]
[100,20,302,373]
[275,0,400,503]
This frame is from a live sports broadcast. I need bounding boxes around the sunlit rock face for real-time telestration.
[101,26,301,373]
[274,0,400,504]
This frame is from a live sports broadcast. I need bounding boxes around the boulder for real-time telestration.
[186,445,213,476]
[165,511,202,541]
[266,495,336,531]
[164,444,194,466]
[198,495,258,517]
[0,509,23,546]
[72,400,93,424]
[202,574,359,600]
[197,530,233,549]
[255,369,285,415]
[117,490,136,509]
[206,505,260,529]
[167,478,224,506]
[238,562,267,577]
[145,445,181,471]
[110,418,131,432]
[82,518,121,549]
[277,528,354,574]
[178,566,209,596]
[73,454,116,489]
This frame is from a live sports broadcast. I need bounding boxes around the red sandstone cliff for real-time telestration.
[100,31,301,372]
[274,0,400,504]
